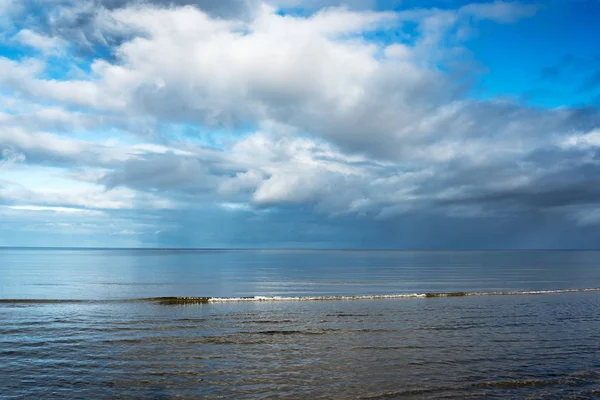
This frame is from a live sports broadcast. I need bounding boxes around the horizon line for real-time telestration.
[2,246,600,252]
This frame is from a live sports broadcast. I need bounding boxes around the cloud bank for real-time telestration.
[1,0,600,248]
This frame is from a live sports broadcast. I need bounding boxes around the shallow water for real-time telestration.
[1,249,600,398]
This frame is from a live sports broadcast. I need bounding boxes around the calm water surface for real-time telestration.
[1,249,600,398]
[2,248,600,299]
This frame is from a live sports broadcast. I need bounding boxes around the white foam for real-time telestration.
[200,288,600,303]
[206,293,429,303]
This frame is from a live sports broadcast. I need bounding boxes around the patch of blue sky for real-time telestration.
[40,53,96,81]
[0,42,39,61]
[361,22,419,47]
[275,7,308,18]
[162,122,259,150]
[275,0,404,15]
[81,44,118,68]
[393,0,538,10]
[1,38,101,81]
[464,1,600,108]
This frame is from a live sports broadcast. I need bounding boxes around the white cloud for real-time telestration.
[0,4,447,156]
[4,205,105,216]
[0,2,543,158]
[0,57,121,110]
[559,129,600,149]
[0,180,175,210]
[14,29,67,55]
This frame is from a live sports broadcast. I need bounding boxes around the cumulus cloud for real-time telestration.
[1,2,542,140]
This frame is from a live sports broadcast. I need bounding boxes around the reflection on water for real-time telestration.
[1,249,600,299]
[1,293,600,398]
[1,249,600,398]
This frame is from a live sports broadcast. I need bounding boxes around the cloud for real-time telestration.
[91,107,600,224]
[0,148,26,168]
[1,0,600,247]
[5,204,105,215]
[99,151,222,195]
[459,1,539,23]
[0,2,543,158]
[13,29,67,55]
[0,127,128,168]
[3,4,454,157]
[4,0,380,60]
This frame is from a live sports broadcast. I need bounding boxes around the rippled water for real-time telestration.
[1,249,600,398]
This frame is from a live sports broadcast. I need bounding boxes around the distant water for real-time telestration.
[1,248,600,398]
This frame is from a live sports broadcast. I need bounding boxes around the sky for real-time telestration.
[1,0,600,249]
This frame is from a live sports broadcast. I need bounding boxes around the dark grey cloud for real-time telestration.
[150,205,600,249]
[439,177,600,210]
[97,0,252,15]
[99,151,226,194]
[89,105,600,225]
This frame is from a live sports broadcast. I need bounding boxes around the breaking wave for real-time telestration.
[1,288,599,305]
[150,288,600,304]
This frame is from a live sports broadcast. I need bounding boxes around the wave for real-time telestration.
[1,288,599,305]
[152,288,600,304]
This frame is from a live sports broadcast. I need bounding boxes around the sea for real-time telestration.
[1,248,599,399]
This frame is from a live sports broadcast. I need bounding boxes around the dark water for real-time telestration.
[1,249,600,398]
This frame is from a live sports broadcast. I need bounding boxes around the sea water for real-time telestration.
[1,249,599,398]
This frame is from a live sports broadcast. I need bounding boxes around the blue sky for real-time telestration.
[1,0,600,248]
